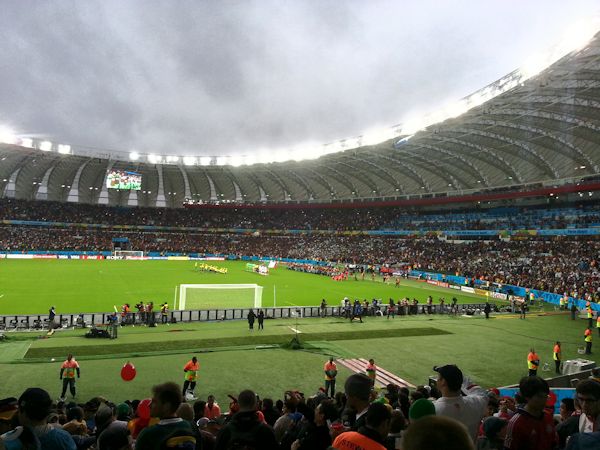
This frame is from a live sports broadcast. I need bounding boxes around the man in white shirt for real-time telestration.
[432,364,488,442]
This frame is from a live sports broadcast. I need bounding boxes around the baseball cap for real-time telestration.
[18,388,52,421]
[433,365,464,389]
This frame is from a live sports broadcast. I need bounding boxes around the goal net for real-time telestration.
[178,284,263,310]
[112,250,144,259]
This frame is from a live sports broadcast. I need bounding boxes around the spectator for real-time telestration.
[16,388,76,449]
[504,376,557,450]
[343,374,373,431]
[332,402,391,450]
[215,389,278,450]
[204,395,221,420]
[476,416,507,450]
[433,364,488,442]
[402,415,475,450]
[576,379,600,433]
[556,398,579,449]
[135,382,194,450]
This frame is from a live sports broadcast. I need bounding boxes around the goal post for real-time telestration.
[178,284,263,310]
[112,250,144,259]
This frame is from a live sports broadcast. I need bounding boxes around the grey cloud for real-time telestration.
[0,0,598,156]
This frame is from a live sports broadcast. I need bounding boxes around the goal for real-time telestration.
[112,250,144,259]
[178,284,263,310]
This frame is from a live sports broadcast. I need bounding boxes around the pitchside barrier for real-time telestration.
[0,303,495,332]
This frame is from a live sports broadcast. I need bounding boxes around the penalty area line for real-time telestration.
[288,326,303,334]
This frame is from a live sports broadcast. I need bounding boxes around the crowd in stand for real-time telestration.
[1,225,599,301]
[2,365,599,449]
[1,198,599,231]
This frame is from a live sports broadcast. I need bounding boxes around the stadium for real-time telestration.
[1,2,600,449]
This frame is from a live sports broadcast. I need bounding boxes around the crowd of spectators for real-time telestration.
[2,366,599,449]
[1,198,599,232]
[1,225,599,301]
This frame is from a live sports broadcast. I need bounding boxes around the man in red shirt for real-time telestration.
[59,354,80,401]
[503,376,557,450]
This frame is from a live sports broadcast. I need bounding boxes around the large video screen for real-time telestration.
[106,170,142,190]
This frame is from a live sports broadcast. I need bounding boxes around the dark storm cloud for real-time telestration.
[0,0,598,157]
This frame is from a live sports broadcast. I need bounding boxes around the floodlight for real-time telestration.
[0,127,17,145]
[183,156,197,166]
[148,154,162,164]
[199,156,211,166]
[166,155,179,163]
[21,138,34,148]
[216,156,228,166]
[230,155,243,167]
[39,141,53,151]
[57,144,71,154]
[129,152,140,161]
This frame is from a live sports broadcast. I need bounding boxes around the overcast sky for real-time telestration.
[0,0,599,158]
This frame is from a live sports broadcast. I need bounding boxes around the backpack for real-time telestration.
[225,421,262,450]
[160,429,197,450]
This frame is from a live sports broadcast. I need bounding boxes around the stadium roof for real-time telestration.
[2,30,600,206]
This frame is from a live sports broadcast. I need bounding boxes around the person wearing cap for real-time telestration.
[504,376,557,450]
[575,379,600,434]
[324,357,338,398]
[332,402,391,450]
[182,356,199,400]
[14,388,76,449]
[432,364,487,442]
[60,354,80,401]
[527,348,540,377]
[553,342,562,374]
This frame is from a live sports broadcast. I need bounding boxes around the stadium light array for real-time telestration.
[21,138,34,148]
[39,141,53,151]
[129,152,140,161]
[199,156,211,166]
[0,127,17,145]
[183,156,197,166]
[166,155,179,163]
[147,154,162,164]
[57,144,71,154]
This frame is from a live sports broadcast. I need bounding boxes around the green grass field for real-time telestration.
[0,259,593,405]
[0,259,494,315]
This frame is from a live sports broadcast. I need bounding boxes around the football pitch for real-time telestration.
[0,259,594,403]
[0,259,492,315]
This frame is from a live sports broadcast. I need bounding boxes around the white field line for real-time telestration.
[288,326,303,334]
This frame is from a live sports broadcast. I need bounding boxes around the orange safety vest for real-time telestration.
[597,316,600,328]
[333,431,387,450]
[585,329,593,343]
[324,362,337,381]
[366,363,377,380]
[61,360,79,379]
[553,345,561,361]
[527,352,540,370]
[184,361,199,381]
